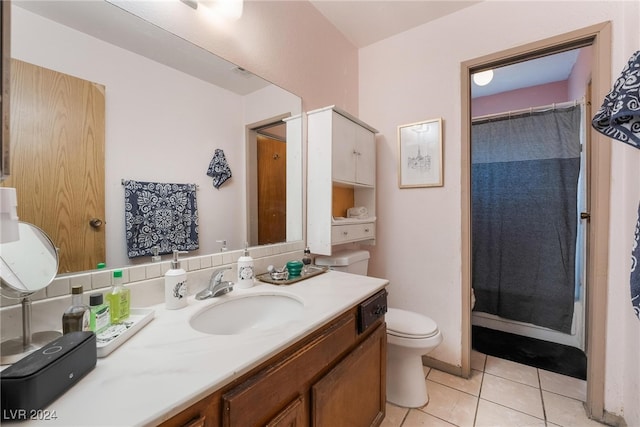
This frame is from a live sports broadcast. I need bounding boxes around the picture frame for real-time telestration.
[397,118,443,188]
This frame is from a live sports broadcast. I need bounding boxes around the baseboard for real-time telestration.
[421,355,465,378]
[599,407,627,427]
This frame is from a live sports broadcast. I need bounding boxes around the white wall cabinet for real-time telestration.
[307,106,378,255]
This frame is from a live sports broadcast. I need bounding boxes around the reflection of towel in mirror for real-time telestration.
[207,149,232,189]
[123,180,199,258]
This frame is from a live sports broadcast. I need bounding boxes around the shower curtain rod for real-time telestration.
[472,98,585,124]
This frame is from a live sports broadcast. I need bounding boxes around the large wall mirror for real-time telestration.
[3,1,303,275]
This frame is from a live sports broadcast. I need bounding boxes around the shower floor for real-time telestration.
[472,325,587,380]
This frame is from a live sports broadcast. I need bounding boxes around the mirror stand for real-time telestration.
[1,222,62,365]
[0,297,61,365]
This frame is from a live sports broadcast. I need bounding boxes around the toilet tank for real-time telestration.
[315,250,370,275]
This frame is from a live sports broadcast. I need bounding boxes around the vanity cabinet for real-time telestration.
[159,289,387,427]
[307,106,378,255]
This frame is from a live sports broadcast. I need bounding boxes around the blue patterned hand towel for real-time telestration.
[207,149,232,189]
[124,180,199,258]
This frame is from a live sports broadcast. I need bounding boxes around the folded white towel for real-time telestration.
[347,206,368,218]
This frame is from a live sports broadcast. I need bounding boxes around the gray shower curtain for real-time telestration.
[471,106,582,334]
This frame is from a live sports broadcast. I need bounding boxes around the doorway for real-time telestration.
[246,119,288,246]
[460,23,611,421]
[469,48,590,372]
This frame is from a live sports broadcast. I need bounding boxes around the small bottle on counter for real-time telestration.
[62,285,90,334]
[236,243,254,289]
[165,250,188,310]
[107,270,130,323]
[302,246,312,274]
[89,292,111,333]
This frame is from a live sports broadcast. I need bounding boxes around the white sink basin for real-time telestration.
[190,293,305,335]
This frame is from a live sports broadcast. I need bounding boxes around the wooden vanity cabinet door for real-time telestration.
[311,323,386,427]
[159,395,220,427]
[265,396,306,427]
[222,313,357,427]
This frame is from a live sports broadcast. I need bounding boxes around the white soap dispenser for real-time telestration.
[236,243,254,289]
[165,250,188,309]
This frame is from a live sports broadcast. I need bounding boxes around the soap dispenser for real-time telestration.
[165,250,188,309]
[236,243,254,289]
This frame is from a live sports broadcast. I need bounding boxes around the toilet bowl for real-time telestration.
[386,308,442,407]
[314,249,443,408]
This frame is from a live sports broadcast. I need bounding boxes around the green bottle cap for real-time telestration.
[97,262,106,269]
[113,270,123,278]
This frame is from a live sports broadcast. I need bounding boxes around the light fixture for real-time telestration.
[473,69,494,87]
[182,0,244,20]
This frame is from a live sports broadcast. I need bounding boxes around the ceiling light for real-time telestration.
[473,70,494,86]
[200,0,243,20]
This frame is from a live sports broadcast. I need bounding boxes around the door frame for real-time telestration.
[460,22,611,420]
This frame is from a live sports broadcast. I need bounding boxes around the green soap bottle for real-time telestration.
[89,293,111,333]
[107,270,130,323]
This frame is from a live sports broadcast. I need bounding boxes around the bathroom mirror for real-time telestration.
[5,1,303,274]
[0,222,58,298]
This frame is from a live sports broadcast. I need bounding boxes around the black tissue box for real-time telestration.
[1,331,96,421]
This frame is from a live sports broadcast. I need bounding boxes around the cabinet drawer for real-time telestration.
[331,222,375,244]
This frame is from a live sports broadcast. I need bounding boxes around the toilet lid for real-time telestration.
[386,308,439,339]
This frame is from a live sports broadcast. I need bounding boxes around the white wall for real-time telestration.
[359,0,640,423]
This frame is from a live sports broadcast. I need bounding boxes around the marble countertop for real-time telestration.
[19,270,388,426]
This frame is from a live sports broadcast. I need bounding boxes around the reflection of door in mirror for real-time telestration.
[2,59,105,274]
[257,134,286,245]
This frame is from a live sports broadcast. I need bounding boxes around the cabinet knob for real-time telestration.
[343,231,348,236]
[364,228,370,232]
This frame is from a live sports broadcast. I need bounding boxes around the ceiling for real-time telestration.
[308,0,480,48]
[19,1,582,99]
[308,0,582,98]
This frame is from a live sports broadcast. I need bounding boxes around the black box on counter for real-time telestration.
[1,331,96,421]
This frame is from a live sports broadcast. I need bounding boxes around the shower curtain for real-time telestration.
[471,106,582,334]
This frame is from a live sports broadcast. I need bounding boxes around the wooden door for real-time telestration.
[257,134,286,245]
[2,59,105,273]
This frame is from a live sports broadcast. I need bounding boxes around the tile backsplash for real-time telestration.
[0,241,305,340]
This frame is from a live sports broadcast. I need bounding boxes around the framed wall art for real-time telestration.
[397,118,443,188]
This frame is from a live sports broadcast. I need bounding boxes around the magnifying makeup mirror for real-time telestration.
[1,222,61,364]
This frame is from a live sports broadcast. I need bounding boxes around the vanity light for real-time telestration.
[473,69,494,86]
[180,0,244,20]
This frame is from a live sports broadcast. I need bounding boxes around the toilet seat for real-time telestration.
[386,308,439,339]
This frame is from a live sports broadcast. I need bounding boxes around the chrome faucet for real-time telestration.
[195,266,233,300]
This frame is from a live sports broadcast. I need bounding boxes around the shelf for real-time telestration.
[96,308,155,357]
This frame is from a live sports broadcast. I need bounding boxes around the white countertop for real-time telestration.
[20,271,388,427]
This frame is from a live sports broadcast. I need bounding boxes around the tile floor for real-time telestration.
[381,350,607,427]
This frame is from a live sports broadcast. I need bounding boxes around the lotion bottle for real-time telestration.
[236,243,254,289]
[165,250,188,309]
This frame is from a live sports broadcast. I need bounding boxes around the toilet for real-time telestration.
[314,249,443,408]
